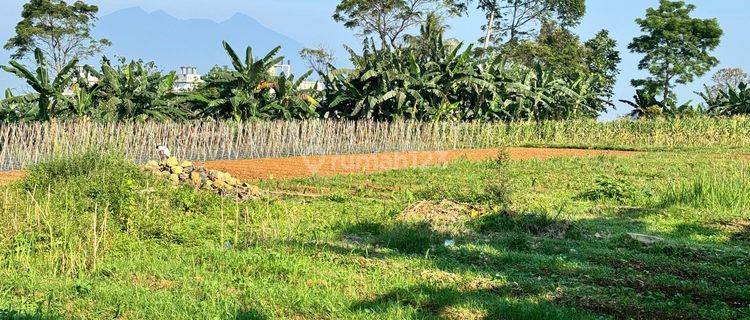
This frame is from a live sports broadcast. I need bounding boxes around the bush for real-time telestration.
[0,150,235,275]
[580,176,638,203]
[22,150,134,189]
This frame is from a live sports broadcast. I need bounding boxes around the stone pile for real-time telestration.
[144,157,261,200]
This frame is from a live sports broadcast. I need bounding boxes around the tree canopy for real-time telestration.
[504,22,621,108]
[4,0,110,74]
[471,0,586,49]
[628,0,723,104]
[333,0,460,49]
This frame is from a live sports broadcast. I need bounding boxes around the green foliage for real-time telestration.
[503,22,622,113]
[186,41,319,121]
[473,0,586,46]
[4,0,110,74]
[628,0,723,103]
[472,210,578,239]
[580,176,638,203]
[0,88,36,122]
[662,171,750,214]
[699,82,750,116]
[81,57,187,121]
[333,0,458,49]
[322,16,604,121]
[0,48,78,121]
[22,149,132,190]
[620,88,665,119]
[584,30,621,103]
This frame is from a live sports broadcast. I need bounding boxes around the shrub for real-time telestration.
[580,176,638,203]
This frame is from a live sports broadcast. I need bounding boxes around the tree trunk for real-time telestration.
[663,71,670,104]
[483,10,496,52]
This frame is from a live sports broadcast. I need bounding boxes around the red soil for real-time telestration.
[196,147,634,181]
[0,147,634,184]
[0,170,25,185]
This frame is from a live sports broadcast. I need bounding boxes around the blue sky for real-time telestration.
[2,0,748,119]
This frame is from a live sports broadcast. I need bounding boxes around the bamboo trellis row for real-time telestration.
[1,118,750,171]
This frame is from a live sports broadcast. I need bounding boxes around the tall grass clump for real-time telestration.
[0,150,234,276]
[662,171,750,219]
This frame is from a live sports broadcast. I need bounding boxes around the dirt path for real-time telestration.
[0,147,634,184]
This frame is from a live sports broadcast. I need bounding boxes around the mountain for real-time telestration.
[93,7,308,76]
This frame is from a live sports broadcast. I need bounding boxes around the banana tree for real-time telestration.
[85,58,186,121]
[65,73,100,118]
[620,89,665,119]
[0,48,78,121]
[700,82,750,116]
[267,70,320,119]
[0,89,37,122]
[189,41,310,121]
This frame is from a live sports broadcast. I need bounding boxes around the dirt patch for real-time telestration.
[398,200,483,224]
[0,147,634,184]
[0,170,24,185]
[198,147,635,181]
[716,220,750,243]
[397,200,486,236]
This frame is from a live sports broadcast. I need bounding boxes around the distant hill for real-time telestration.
[0,7,311,92]
[94,7,308,76]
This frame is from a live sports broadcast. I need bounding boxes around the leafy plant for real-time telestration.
[187,41,318,121]
[0,89,36,122]
[83,57,187,121]
[580,176,638,203]
[0,48,78,121]
[322,15,600,122]
[620,89,665,119]
[699,82,750,116]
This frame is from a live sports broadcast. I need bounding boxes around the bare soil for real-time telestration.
[197,147,634,180]
[0,147,634,184]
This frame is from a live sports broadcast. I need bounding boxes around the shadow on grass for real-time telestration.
[730,223,750,244]
[337,211,750,320]
[350,284,593,320]
[232,308,268,320]
[0,310,61,320]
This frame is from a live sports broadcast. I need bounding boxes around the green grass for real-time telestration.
[0,151,749,319]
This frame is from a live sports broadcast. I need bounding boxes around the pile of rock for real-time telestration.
[144,157,261,200]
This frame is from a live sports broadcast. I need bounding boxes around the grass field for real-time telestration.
[0,150,749,319]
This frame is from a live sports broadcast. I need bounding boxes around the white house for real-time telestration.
[173,66,203,92]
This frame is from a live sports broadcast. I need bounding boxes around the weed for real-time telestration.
[580,176,639,203]
[662,172,750,216]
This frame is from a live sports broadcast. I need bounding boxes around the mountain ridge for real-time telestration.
[94,7,308,75]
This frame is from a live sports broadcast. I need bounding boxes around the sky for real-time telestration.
[1,0,748,119]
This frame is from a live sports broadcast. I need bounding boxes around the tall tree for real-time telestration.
[628,0,722,103]
[472,0,586,49]
[300,45,336,76]
[4,0,110,74]
[584,30,621,103]
[333,0,460,50]
[504,22,620,106]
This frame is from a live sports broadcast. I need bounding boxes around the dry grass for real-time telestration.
[1,117,750,171]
